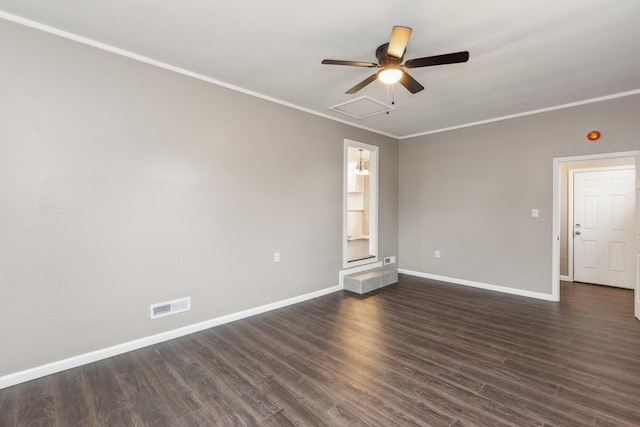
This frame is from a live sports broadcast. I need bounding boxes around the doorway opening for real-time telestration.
[553,150,640,301]
[343,140,378,268]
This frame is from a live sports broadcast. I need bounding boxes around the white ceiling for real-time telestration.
[2,0,639,138]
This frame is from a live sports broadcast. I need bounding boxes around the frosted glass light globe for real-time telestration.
[378,67,402,84]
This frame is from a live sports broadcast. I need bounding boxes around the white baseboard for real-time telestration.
[398,269,557,302]
[560,275,571,282]
[0,284,342,390]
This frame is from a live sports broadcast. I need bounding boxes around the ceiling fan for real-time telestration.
[321,26,469,94]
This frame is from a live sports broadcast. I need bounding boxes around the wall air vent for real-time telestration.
[150,297,191,319]
[329,96,394,119]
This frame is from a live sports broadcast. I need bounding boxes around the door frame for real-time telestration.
[343,139,378,268]
[553,150,640,301]
[567,165,636,283]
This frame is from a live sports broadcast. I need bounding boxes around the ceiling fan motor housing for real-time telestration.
[376,43,403,66]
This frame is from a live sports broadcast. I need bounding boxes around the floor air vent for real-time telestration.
[150,297,191,319]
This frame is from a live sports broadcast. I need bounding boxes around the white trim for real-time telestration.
[399,269,557,301]
[4,11,640,142]
[400,89,640,139]
[553,156,562,302]
[0,11,397,140]
[560,275,571,282]
[343,140,379,269]
[339,261,384,286]
[553,151,640,302]
[0,283,341,390]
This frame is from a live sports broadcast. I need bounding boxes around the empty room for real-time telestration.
[1,1,640,426]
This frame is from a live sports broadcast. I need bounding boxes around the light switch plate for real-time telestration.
[532,209,539,217]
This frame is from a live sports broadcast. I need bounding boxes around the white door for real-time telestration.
[573,168,636,288]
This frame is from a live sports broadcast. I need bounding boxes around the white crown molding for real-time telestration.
[4,11,639,142]
[399,89,640,139]
[0,12,399,140]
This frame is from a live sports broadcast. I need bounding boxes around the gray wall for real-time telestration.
[399,94,640,294]
[0,20,398,376]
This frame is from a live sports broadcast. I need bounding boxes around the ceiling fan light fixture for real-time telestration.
[321,25,468,94]
[378,67,402,84]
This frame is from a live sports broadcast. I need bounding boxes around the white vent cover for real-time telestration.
[329,96,394,119]
[150,297,191,319]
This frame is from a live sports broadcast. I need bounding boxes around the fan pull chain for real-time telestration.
[386,84,396,115]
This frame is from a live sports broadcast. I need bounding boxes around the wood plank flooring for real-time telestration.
[1,275,640,426]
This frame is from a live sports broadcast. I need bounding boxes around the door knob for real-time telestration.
[575,230,581,235]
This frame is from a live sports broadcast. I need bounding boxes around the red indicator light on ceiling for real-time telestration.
[587,130,601,141]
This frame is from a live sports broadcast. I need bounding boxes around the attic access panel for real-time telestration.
[329,96,394,119]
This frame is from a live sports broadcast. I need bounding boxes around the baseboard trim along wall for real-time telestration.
[0,284,343,390]
[399,269,557,302]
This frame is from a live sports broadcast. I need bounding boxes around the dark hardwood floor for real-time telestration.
[2,275,640,426]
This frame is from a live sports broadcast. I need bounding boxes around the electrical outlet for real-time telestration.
[384,255,396,265]
[435,250,441,258]
[274,252,280,262]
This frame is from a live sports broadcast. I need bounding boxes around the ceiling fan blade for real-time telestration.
[387,26,412,58]
[322,59,378,68]
[345,74,378,94]
[398,70,424,94]
[404,51,469,68]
